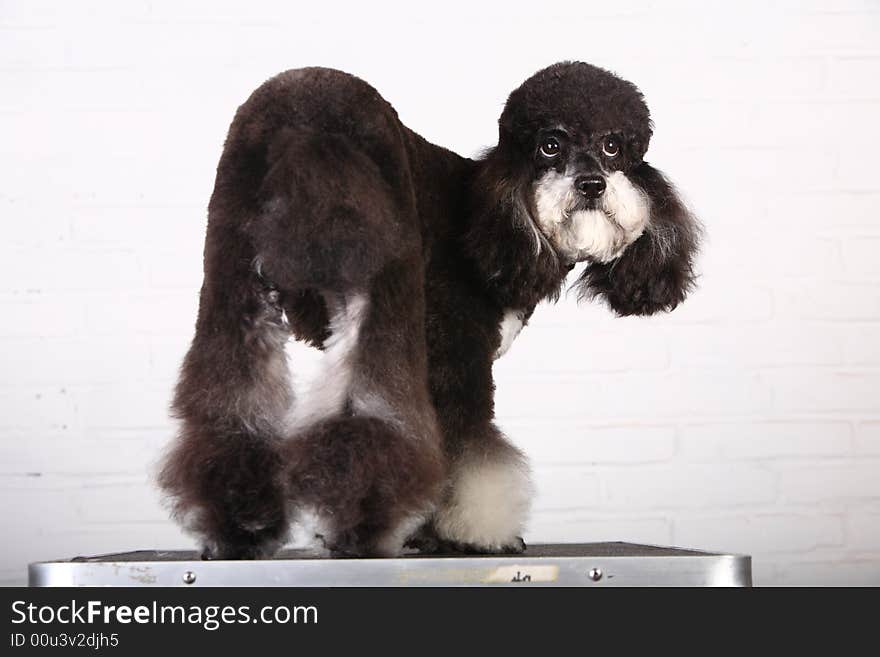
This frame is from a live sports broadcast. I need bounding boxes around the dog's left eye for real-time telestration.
[540,137,561,158]
[602,136,620,157]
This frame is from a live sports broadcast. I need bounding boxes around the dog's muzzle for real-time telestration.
[532,168,650,263]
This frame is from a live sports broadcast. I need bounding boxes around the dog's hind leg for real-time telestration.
[242,130,445,557]
[158,254,294,560]
[161,103,443,558]
[282,256,446,557]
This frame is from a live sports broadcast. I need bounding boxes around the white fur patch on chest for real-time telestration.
[494,309,525,360]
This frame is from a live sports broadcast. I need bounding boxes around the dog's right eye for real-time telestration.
[539,137,560,158]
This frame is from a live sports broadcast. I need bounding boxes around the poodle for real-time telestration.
[158,61,701,559]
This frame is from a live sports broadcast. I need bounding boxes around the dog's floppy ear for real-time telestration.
[576,163,701,316]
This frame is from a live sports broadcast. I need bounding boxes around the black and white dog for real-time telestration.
[159,61,701,559]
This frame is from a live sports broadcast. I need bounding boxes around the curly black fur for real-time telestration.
[158,61,701,559]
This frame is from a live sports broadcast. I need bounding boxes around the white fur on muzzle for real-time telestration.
[532,169,650,262]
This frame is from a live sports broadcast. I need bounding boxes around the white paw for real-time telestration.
[434,452,533,551]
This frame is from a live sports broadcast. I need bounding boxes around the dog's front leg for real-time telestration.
[429,430,532,554]
[419,305,533,554]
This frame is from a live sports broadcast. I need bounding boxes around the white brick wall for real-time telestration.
[1,0,879,586]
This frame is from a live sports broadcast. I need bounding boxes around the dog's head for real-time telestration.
[491,61,701,316]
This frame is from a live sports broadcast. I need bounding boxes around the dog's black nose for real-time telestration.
[575,175,606,199]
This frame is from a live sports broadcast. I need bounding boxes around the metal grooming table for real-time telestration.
[29,542,751,587]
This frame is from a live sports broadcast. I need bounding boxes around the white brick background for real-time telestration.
[1,0,879,586]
